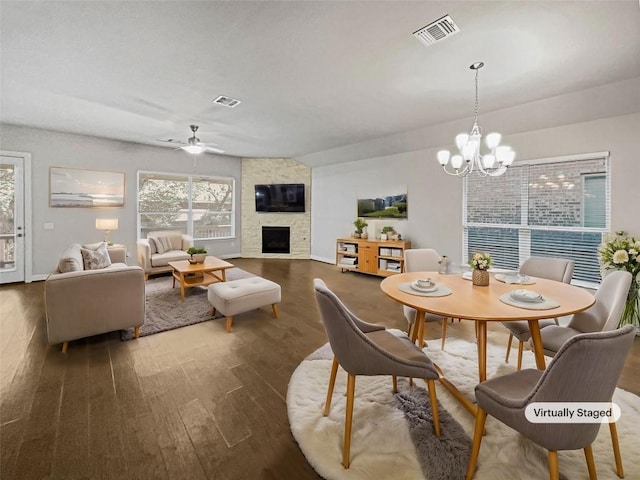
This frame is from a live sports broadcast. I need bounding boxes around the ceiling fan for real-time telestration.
[157,125,224,154]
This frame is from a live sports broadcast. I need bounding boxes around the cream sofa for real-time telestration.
[45,243,145,352]
[136,230,194,280]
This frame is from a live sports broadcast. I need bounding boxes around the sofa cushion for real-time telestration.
[81,242,112,270]
[58,244,84,273]
[150,250,190,267]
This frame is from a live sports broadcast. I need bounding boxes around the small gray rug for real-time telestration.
[395,386,471,480]
[121,267,255,340]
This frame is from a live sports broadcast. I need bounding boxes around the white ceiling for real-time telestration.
[2,1,639,166]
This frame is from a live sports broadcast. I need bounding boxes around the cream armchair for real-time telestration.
[136,230,193,279]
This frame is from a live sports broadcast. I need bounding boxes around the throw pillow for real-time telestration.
[80,242,112,270]
[147,236,158,255]
[58,244,84,272]
[150,235,173,254]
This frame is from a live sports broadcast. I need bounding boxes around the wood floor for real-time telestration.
[1,258,639,479]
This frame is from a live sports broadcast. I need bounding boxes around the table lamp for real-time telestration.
[95,218,118,245]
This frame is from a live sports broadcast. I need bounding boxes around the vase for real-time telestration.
[619,281,640,331]
[188,253,207,264]
[472,268,490,286]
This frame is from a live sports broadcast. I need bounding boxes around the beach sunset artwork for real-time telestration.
[50,167,125,207]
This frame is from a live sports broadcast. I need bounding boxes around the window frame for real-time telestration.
[137,170,236,241]
[462,151,610,287]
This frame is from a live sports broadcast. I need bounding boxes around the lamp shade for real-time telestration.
[96,218,118,230]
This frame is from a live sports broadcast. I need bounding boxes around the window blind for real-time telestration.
[464,153,610,284]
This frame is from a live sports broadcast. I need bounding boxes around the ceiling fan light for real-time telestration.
[182,145,205,154]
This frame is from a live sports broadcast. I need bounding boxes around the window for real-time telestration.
[137,171,235,240]
[463,153,609,284]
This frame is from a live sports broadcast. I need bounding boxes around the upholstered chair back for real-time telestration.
[404,248,441,273]
[520,257,575,283]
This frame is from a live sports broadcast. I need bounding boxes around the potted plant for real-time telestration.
[186,246,208,264]
[469,251,492,286]
[353,218,368,238]
[380,226,394,241]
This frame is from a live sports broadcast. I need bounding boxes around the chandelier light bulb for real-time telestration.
[437,150,451,166]
[485,132,501,149]
[437,62,515,177]
[451,154,464,169]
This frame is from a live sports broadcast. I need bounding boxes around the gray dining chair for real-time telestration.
[466,325,635,480]
[538,270,632,356]
[313,278,441,469]
[503,257,575,369]
[403,248,450,348]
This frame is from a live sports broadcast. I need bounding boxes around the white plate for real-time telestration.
[510,289,543,303]
[462,271,473,280]
[411,281,437,293]
[496,273,531,284]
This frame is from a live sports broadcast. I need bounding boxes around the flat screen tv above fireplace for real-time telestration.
[255,183,305,213]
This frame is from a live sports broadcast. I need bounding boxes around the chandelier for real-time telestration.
[437,62,515,177]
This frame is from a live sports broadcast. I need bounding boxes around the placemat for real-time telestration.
[398,282,452,297]
[499,292,560,310]
[495,273,536,285]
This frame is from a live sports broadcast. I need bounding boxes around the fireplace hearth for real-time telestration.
[262,226,290,254]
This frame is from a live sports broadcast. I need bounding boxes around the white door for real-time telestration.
[0,155,25,283]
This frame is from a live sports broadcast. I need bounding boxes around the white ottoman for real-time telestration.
[208,277,281,332]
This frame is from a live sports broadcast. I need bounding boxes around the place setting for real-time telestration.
[398,277,453,297]
[499,288,560,310]
[494,272,536,284]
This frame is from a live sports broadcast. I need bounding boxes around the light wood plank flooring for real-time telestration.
[1,258,638,479]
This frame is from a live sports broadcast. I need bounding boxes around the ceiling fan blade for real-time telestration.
[156,138,186,145]
[204,146,225,154]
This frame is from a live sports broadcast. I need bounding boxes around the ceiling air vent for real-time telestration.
[212,95,242,108]
[413,15,460,46]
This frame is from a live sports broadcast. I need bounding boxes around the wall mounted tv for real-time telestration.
[255,183,305,213]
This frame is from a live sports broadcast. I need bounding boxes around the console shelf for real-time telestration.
[336,237,411,277]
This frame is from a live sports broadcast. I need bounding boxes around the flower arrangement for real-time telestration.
[469,252,492,271]
[598,231,640,328]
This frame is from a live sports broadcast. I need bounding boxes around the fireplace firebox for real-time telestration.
[262,226,290,254]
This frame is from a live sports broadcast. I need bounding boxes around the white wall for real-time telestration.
[311,113,640,265]
[0,124,243,277]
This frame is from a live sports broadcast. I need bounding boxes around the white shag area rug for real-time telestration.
[287,335,640,480]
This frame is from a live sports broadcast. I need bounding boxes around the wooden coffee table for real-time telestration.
[168,256,234,302]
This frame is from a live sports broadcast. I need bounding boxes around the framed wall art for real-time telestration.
[50,167,125,207]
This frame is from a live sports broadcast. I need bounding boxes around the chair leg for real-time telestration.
[406,321,413,337]
[61,341,68,353]
[323,357,339,416]
[517,341,524,371]
[466,408,487,480]
[505,334,514,363]
[271,303,279,318]
[134,326,140,339]
[225,316,233,333]
[426,379,440,437]
[584,445,597,480]
[548,450,559,480]
[343,374,356,469]
[609,421,624,478]
[441,319,448,350]
[392,375,398,393]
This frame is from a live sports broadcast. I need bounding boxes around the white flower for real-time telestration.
[612,249,629,264]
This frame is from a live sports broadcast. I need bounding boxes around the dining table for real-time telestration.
[380,270,596,414]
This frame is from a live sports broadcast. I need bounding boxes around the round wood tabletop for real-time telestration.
[380,271,595,322]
